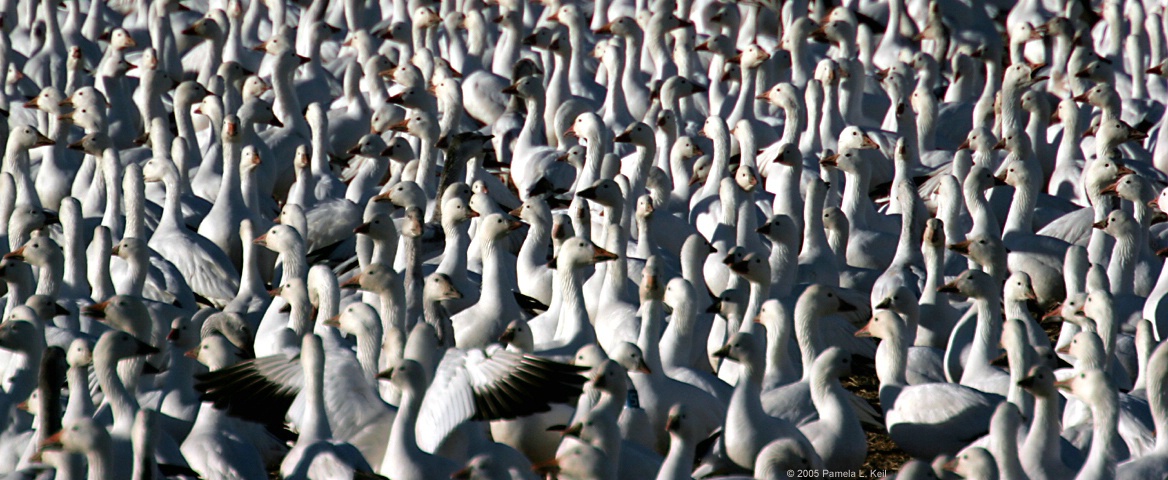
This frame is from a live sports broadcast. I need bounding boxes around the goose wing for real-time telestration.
[415,346,588,452]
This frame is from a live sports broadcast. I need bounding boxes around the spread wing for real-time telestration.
[415,347,588,452]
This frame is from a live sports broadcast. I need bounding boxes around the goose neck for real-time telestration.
[969,296,1003,369]
[794,304,825,382]
[1081,390,1119,478]
[553,265,592,344]
[439,221,470,275]
[730,65,758,123]
[1107,235,1138,296]
[95,351,138,431]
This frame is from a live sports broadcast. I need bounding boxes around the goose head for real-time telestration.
[1055,368,1116,408]
[323,301,380,338]
[174,80,211,107]
[796,284,857,316]
[937,269,998,300]
[423,272,462,303]
[614,122,653,146]
[855,309,905,340]
[756,438,819,478]
[819,148,869,176]
[552,236,617,270]
[95,329,159,363]
[923,217,944,248]
[1093,208,1139,240]
[378,358,427,393]
[963,164,1005,193]
[373,181,426,208]
[756,214,799,246]
[735,164,761,192]
[341,263,399,294]
[239,98,281,128]
[453,454,512,480]
[728,252,770,284]
[712,331,763,367]
[586,359,627,393]
[837,127,879,151]
[944,447,998,479]
[5,235,62,268]
[1072,83,1118,110]
[873,285,918,314]
[190,334,242,370]
[634,194,655,222]
[24,86,64,113]
[957,126,996,152]
[1059,330,1105,366]
[102,27,137,50]
[594,16,638,37]
[200,312,253,356]
[573,344,607,371]
[253,224,303,254]
[498,319,533,351]
[111,236,149,264]
[1017,364,1057,396]
[0,317,38,353]
[710,286,748,318]
[663,277,695,314]
[8,125,54,150]
[671,136,703,161]
[66,338,93,368]
[182,10,226,40]
[1101,173,1155,205]
[26,295,68,323]
[1003,271,1038,305]
[442,197,478,224]
[38,418,111,457]
[577,178,623,206]
[610,342,651,374]
[813,346,852,381]
[729,44,771,69]
[664,403,702,442]
[757,82,800,108]
[477,213,522,242]
[84,295,150,333]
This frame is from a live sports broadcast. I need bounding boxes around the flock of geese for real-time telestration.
[6,0,1168,478]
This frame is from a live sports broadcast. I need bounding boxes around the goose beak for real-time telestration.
[1100,181,1120,196]
[1116,164,1135,176]
[942,458,959,472]
[860,135,879,149]
[819,154,839,167]
[40,430,64,450]
[1148,64,1165,76]
[34,132,54,147]
[1130,129,1149,141]
[992,137,1007,150]
[498,327,516,345]
[83,300,110,318]
[376,367,395,380]
[874,297,892,310]
[389,119,410,132]
[947,239,972,255]
[592,246,618,262]
[711,344,731,358]
[353,222,372,234]
[636,359,651,374]
[508,220,524,231]
[837,298,857,312]
[1092,220,1107,229]
[937,281,960,294]
[252,233,269,246]
[340,271,364,289]
[1073,91,1089,103]
[561,423,583,438]
[595,20,615,35]
[532,459,560,476]
[1053,377,1073,390]
[3,245,25,261]
[323,314,341,328]
[1149,198,1160,210]
[185,347,200,359]
[134,339,160,355]
[1157,247,1168,257]
[854,321,873,337]
[1041,302,1063,322]
[452,466,473,479]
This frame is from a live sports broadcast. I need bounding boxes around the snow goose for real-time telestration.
[450,213,525,348]
[512,196,554,306]
[611,340,725,456]
[181,335,269,480]
[760,285,878,426]
[661,277,729,401]
[1058,369,1123,479]
[275,334,376,480]
[141,156,239,307]
[795,178,840,287]
[713,331,820,470]
[798,347,866,471]
[1016,364,1083,479]
[36,417,115,479]
[856,309,1000,459]
[819,150,896,270]
[938,269,1012,395]
[374,340,588,461]
[1116,338,1168,479]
